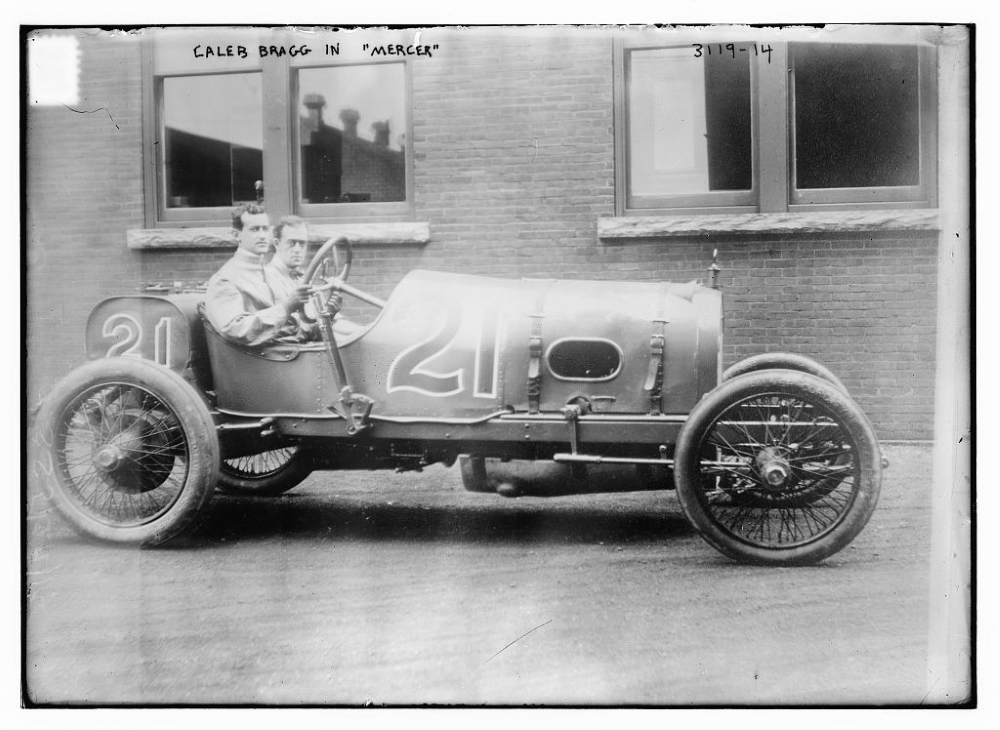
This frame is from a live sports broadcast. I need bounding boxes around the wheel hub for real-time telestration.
[94,444,125,472]
[755,447,794,491]
[88,414,177,494]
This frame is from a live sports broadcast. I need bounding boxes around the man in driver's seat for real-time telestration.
[266,215,362,340]
[204,204,312,347]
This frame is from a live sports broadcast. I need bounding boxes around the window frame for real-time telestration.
[141,33,415,228]
[613,36,937,216]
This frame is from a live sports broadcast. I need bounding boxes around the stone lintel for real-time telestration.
[128,222,431,249]
[598,210,940,240]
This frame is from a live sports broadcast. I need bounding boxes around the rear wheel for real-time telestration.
[32,358,219,546]
[216,447,313,496]
[674,370,881,565]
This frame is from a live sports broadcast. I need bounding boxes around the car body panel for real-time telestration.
[86,270,722,422]
[86,293,212,388]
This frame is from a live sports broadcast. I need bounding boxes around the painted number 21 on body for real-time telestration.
[387,302,501,399]
[102,313,174,366]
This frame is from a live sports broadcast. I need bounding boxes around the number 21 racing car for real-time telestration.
[32,239,884,565]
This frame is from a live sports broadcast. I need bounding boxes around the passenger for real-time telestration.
[266,215,362,340]
[204,204,310,347]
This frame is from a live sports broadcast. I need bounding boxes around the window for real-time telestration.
[627,45,754,210]
[162,73,263,209]
[143,29,413,226]
[789,43,930,205]
[296,63,407,212]
[616,37,936,214]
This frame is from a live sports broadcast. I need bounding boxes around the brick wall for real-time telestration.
[27,31,146,406]
[592,233,938,442]
[26,28,939,439]
[411,29,616,278]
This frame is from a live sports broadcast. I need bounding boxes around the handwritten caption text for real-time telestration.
[192,42,440,60]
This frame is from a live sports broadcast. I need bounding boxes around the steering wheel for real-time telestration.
[304,236,351,287]
[303,237,386,312]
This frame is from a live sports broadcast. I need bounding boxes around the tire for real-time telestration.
[32,358,220,547]
[216,447,313,496]
[674,370,882,566]
[722,353,848,393]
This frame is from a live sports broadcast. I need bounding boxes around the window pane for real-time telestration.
[163,73,263,208]
[297,64,406,204]
[629,47,752,196]
[793,44,920,189]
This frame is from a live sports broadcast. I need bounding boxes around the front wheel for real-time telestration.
[32,358,220,546]
[674,370,881,566]
[722,352,848,393]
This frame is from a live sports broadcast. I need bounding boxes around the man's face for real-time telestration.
[274,223,309,270]
[234,212,272,255]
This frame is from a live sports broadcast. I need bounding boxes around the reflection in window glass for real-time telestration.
[297,64,406,204]
[163,73,263,208]
[793,44,920,189]
[629,47,752,196]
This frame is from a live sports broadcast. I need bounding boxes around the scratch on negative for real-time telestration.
[481,619,553,667]
[62,103,120,130]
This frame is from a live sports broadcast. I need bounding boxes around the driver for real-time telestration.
[204,204,311,347]
[266,215,362,340]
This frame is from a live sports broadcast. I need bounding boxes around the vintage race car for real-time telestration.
[32,239,884,565]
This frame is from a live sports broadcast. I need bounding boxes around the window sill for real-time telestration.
[127,221,431,249]
[597,209,940,240]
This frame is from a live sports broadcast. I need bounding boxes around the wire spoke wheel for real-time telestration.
[675,370,881,565]
[216,446,312,496]
[699,394,856,544]
[33,359,219,546]
[225,448,298,479]
[55,382,190,527]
